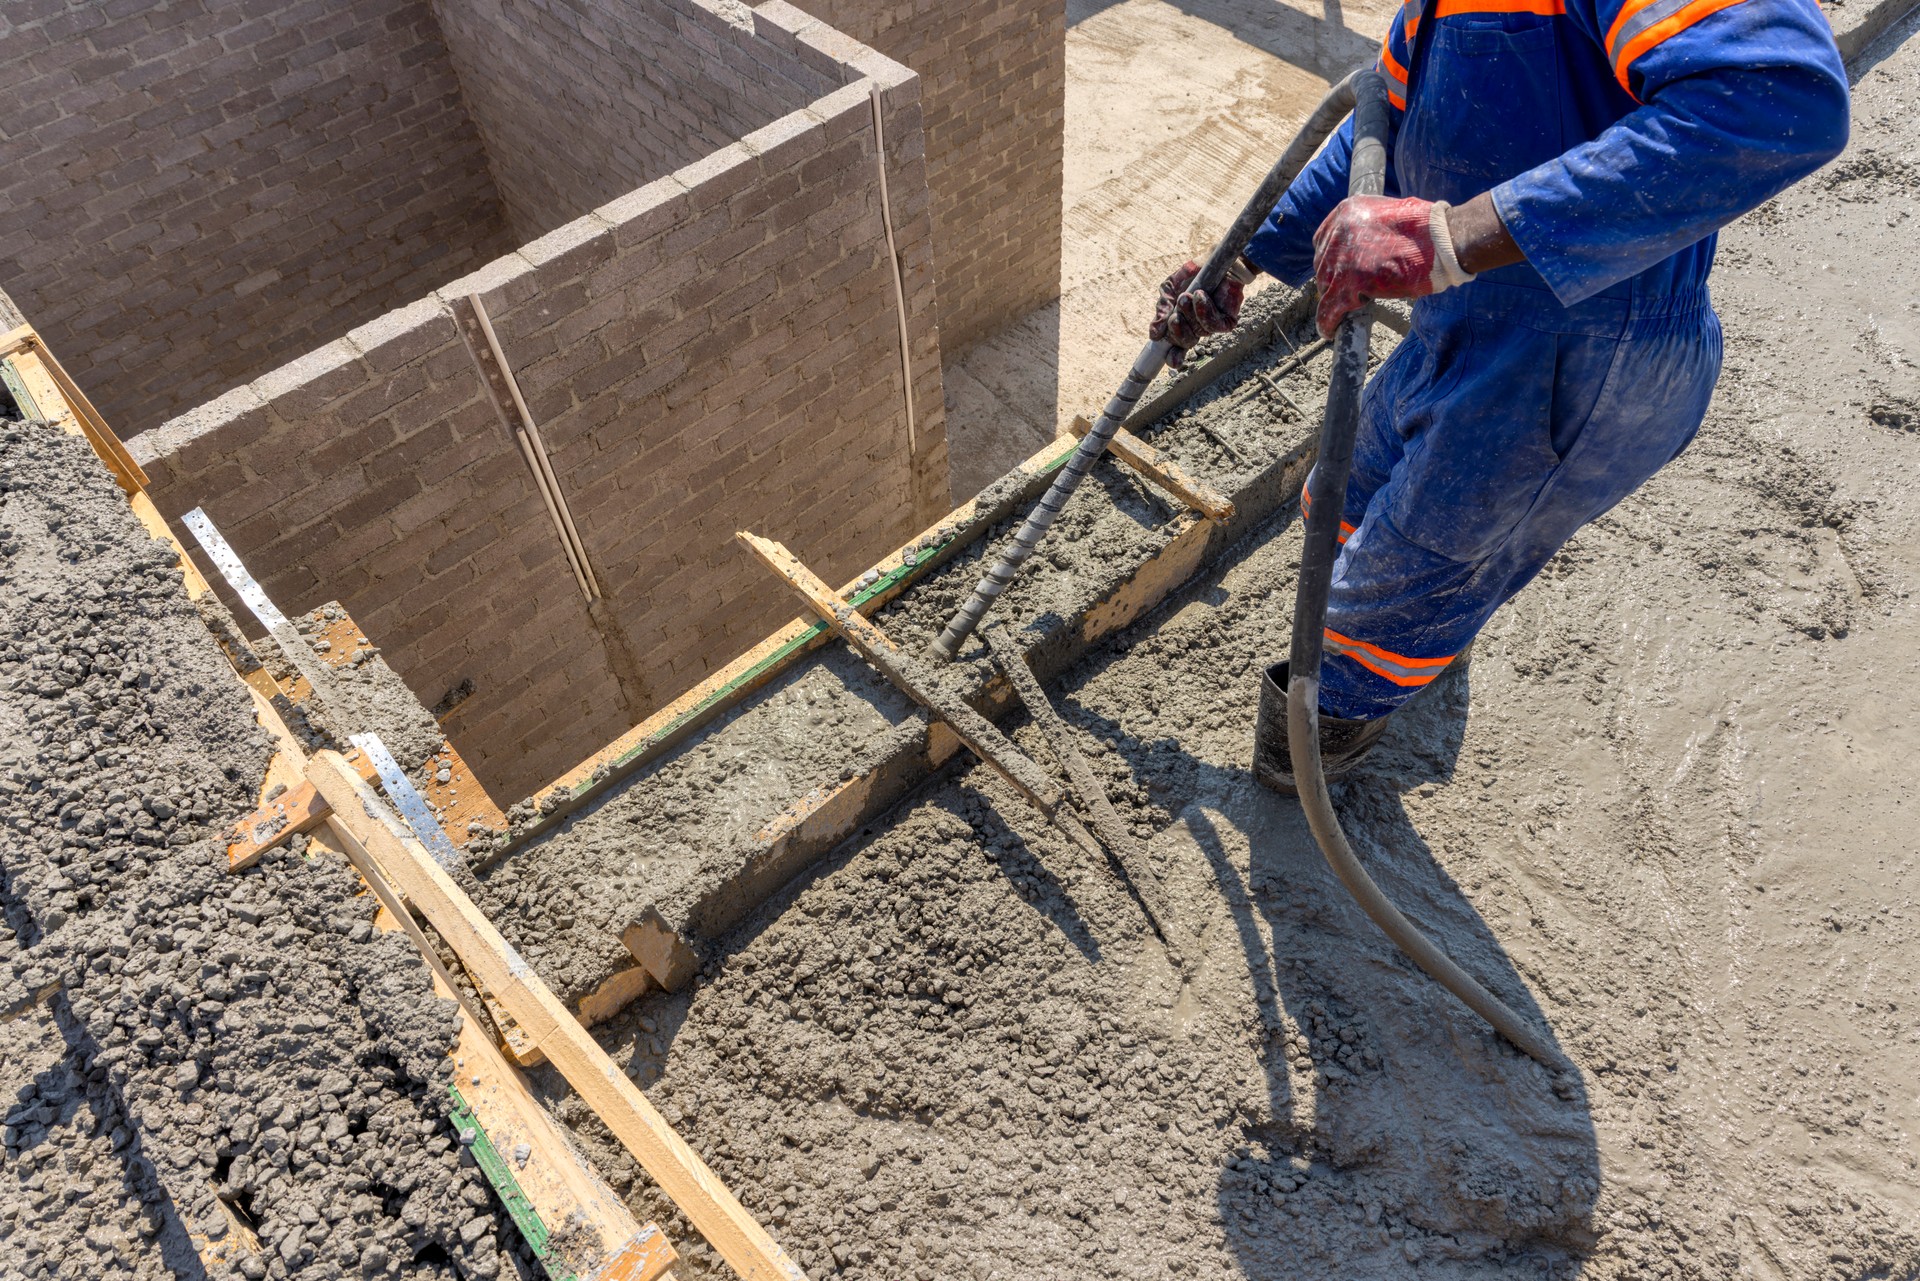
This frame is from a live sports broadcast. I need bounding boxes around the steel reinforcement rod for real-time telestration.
[929,66,1369,661]
[1285,70,1568,1073]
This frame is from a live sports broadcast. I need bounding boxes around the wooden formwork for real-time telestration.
[508,288,1325,1007]
[2,327,718,1281]
[4,280,1321,1280]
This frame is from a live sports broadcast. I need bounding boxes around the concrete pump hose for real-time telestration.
[929,66,1370,662]
[1285,70,1570,1074]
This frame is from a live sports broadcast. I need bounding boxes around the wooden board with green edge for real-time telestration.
[450,1084,580,1281]
[491,286,1319,860]
[489,433,1085,860]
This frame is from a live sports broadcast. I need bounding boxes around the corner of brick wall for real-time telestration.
[1,0,519,437]
[132,3,950,804]
[132,288,629,802]
[484,63,946,724]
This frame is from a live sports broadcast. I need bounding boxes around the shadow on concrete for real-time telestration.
[1058,665,1599,1271]
[1070,0,1378,84]
[943,303,1065,504]
[1036,491,1600,1270]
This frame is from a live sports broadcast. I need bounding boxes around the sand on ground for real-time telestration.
[571,14,1920,1280]
[943,0,1396,500]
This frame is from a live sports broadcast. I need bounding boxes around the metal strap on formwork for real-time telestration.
[182,506,354,726]
[351,732,463,871]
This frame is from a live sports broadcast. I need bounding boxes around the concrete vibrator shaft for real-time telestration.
[928,67,1374,662]
[1286,70,1569,1072]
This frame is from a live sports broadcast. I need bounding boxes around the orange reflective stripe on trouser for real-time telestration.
[1323,629,1455,687]
[1299,482,1354,545]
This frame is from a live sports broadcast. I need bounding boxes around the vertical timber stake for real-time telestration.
[869,82,918,459]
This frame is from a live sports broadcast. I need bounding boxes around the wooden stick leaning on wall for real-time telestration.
[306,750,810,1281]
[2,326,148,494]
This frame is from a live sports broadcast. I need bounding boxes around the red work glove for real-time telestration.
[1148,259,1255,367]
[1311,196,1475,338]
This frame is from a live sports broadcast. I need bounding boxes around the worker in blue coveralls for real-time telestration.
[1148,0,1851,792]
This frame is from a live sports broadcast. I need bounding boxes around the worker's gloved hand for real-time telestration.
[1149,258,1255,367]
[1311,196,1475,338]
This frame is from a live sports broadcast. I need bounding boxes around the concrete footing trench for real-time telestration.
[6,5,1920,1281]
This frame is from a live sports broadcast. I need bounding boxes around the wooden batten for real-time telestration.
[308,750,807,1281]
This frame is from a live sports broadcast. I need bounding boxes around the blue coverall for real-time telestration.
[1242,0,1850,720]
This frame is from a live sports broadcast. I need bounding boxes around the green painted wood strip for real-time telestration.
[448,1085,577,1281]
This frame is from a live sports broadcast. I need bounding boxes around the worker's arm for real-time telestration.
[1495,0,1849,304]
[1240,13,1412,288]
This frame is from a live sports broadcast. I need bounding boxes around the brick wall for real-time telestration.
[131,299,628,802]
[432,0,839,241]
[0,0,517,437]
[133,0,950,804]
[790,0,1066,352]
[484,58,948,717]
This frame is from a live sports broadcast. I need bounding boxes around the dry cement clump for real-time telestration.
[0,424,531,1280]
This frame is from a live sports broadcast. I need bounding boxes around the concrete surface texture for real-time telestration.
[0,0,519,437]
[126,0,951,805]
[543,20,1920,1281]
[0,423,516,1281]
[462,284,1331,1015]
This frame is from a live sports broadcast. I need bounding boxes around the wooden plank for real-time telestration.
[1068,415,1235,520]
[983,624,1190,957]
[225,780,331,871]
[9,348,84,440]
[309,819,676,1281]
[576,966,656,1027]
[499,431,1090,857]
[736,531,1061,815]
[7,333,148,493]
[235,690,665,1279]
[306,750,807,1281]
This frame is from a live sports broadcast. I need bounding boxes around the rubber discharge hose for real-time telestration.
[929,67,1370,661]
[1287,70,1568,1072]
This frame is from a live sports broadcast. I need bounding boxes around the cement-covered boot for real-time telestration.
[1252,660,1394,795]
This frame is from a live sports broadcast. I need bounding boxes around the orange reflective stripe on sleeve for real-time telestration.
[1378,33,1409,108]
[1323,629,1455,687]
[1380,39,1410,87]
[1300,483,1355,545]
[1606,0,1750,95]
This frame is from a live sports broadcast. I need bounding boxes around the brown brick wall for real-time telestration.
[432,0,839,242]
[483,27,949,735]
[0,0,518,438]
[131,298,627,802]
[131,1,949,804]
[790,0,1066,352]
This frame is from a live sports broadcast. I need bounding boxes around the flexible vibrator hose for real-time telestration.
[1286,71,1568,1072]
[929,67,1370,661]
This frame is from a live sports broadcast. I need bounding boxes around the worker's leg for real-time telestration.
[1314,300,1722,721]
